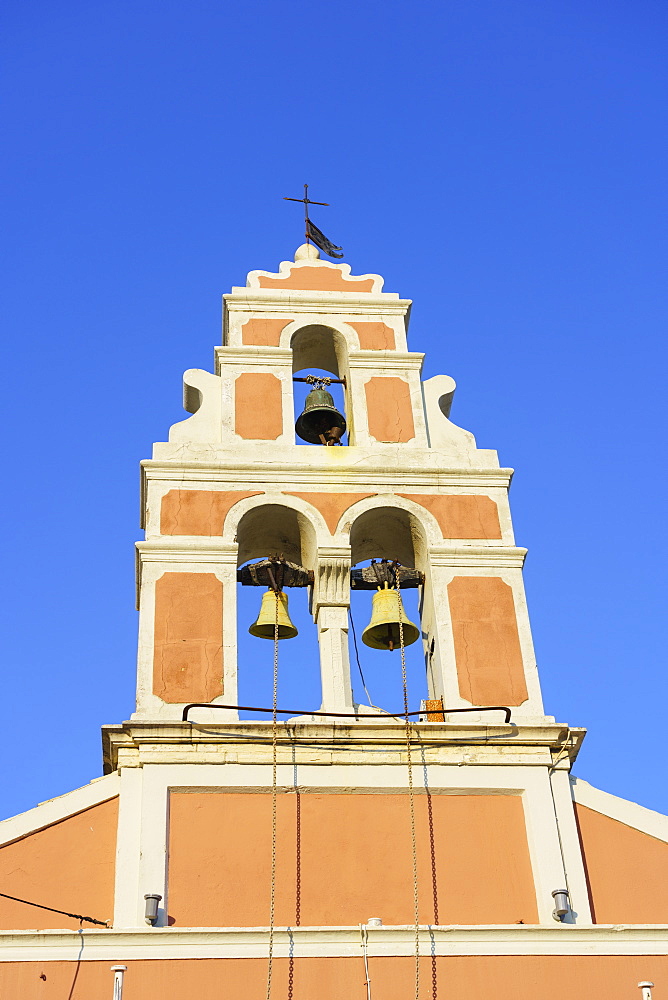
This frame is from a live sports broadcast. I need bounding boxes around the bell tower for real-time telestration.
[3,239,668,997]
[135,241,544,725]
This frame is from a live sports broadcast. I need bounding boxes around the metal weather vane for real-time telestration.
[283,184,344,259]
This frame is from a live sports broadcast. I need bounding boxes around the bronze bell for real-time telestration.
[295,387,346,445]
[248,589,298,640]
[362,583,420,651]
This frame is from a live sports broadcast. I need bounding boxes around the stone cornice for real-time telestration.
[140,460,513,490]
[429,546,528,568]
[102,720,586,772]
[224,290,412,317]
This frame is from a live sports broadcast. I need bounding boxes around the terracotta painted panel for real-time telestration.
[235,373,282,439]
[168,791,537,927]
[161,490,262,536]
[258,265,374,292]
[399,494,502,539]
[241,318,287,346]
[153,573,223,703]
[448,577,528,706]
[3,957,668,1000]
[0,798,117,930]
[365,377,415,443]
[575,803,668,923]
[349,321,396,350]
[286,492,376,533]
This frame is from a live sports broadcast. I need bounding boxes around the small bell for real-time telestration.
[295,387,346,445]
[249,589,298,640]
[361,583,420,651]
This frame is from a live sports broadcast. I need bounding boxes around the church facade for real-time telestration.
[0,245,666,998]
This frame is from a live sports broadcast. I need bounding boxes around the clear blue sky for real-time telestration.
[1,0,666,820]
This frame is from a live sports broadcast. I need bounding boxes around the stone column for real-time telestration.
[312,547,354,712]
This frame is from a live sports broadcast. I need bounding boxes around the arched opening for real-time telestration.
[348,506,429,714]
[235,504,321,718]
[291,325,350,446]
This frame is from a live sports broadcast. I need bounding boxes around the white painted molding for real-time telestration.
[429,546,528,568]
[571,778,668,843]
[141,460,514,489]
[0,773,120,847]
[0,924,667,961]
[225,293,411,318]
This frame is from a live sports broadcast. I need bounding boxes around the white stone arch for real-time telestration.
[278,317,361,361]
[281,320,356,445]
[335,494,442,568]
[224,492,329,569]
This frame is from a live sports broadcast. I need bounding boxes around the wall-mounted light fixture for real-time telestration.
[551,889,570,921]
[638,983,654,1000]
[366,917,383,927]
[144,893,162,925]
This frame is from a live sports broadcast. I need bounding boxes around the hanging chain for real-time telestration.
[288,763,301,1000]
[266,590,280,1000]
[426,781,439,1000]
[396,570,420,1000]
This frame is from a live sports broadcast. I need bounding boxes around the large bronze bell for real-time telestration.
[249,589,298,640]
[362,583,420,651]
[295,387,346,445]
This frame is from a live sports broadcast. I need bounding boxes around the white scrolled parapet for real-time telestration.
[168,369,223,444]
[422,374,479,457]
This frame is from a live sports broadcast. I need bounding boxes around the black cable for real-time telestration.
[67,927,85,1000]
[183,702,512,723]
[0,891,108,926]
[347,608,380,709]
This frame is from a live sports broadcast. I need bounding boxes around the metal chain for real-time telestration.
[265,590,280,1000]
[426,782,439,1000]
[288,786,301,1000]
[396,570,420,1000]
[295,790,301,927]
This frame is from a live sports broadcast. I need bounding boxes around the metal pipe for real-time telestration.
[111,966,127,1000]
[182,702,512,723]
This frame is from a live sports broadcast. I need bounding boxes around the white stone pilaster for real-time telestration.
[312,547,354,712]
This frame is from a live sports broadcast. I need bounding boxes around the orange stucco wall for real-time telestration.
[168,791,537,926]
[240,318,288,346]
[0,798,117,931]
[286,492,376,533]
[365,377,415,443]
[448,576,528,706]
[349,321,396,349]
[3,956,667,1000]
[235,373,283,439]
[575,803,668,923]
[160,490,262,535]
[153,573,223,703]
[399,494,502,539]
[257,265,374,292]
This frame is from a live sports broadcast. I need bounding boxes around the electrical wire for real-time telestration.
[0,892,108,926]
[348,608,384,712]
[66,926,85,1000]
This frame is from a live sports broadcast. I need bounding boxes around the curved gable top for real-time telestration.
[245,256,386,295]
